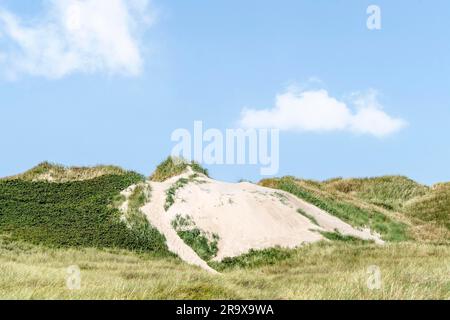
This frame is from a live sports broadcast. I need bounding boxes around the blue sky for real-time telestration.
[1,0,449,185]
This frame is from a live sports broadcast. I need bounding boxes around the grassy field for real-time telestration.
[1,236,448,299]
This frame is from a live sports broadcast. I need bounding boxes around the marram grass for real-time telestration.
[1,237,449,300]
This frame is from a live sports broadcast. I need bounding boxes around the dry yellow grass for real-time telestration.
[1,237,448,300]
[3,162,133,183]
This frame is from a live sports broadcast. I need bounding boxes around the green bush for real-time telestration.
[171,215,219,261]
[319,230,374,243]
[0,173,171,256]
[210,247,293,271]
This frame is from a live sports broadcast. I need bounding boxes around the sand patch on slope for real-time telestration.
[135,168,382,272]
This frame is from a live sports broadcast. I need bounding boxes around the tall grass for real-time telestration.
[2,162,135,183]
[323,176,429,211]
[260,177,410,241]
[150,157,209,182]
[1,237,448,299]
[404,183,450,230]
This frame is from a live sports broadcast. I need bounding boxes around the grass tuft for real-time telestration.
[297,208,319,226]
[172,215,219,261]
[150,157,208,182]
[210,247,293,271]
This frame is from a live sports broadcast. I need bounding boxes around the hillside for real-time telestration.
[0,166,171,256]
[3,162,130,183]
[403,183,450,230]
[0,160,449,298]
[321,176,429,211]
[260,176,450,242]
[140,167,383,272]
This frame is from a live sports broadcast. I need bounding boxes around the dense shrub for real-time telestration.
[0,173,170,255]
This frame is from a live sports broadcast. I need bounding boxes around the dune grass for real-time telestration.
[164,177,190,211]
[150,157,208,182]
[297,208,319,226]
[1,237,448,300]
[2,162,134,183]
[1,164,448,299]
[260,177,410,242]
[319,230,374,243]
[403,183,450,230]
[322,176,429,211]
[172,215,219,261]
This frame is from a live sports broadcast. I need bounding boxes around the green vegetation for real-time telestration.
[210,247,293,271]
[164,177,190,211]
[297,208,319,226]
[3,162,134,183]
[117,183,171,255]
[164,174,204,211]
[128,183,151,210]
[403,183,450,230]
[1,237,449,299]
[319,230,374,243]
[1,162,449,300]
[0,173,170,256]
[150,157,208,182]
[172,214,219,261]
[261,177,409,242]
[323,176,429,211]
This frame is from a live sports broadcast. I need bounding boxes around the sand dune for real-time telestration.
[137,168,383,272]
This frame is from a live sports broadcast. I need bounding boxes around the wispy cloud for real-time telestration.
[239,86,407,138]
[0,0,155,79]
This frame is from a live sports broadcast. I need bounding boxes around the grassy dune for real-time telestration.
[403,183,450,230]
[1,237,448,300]
[150,157,208,182]
[1,163,449,300]
[260,177,410,241]
[2,162,133,183]
[322,176,429,211]
[260,176,450,242]
[0,172,170,255]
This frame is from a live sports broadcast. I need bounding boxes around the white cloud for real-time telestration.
[239,87,407,138]
[0,0,155,79]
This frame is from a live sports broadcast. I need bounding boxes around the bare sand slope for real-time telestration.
[142,181,218,274]
[137,169,382,272]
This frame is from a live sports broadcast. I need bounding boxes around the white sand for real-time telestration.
[137,168,383,273]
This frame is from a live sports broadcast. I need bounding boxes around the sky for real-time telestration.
[0,0,449,185]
